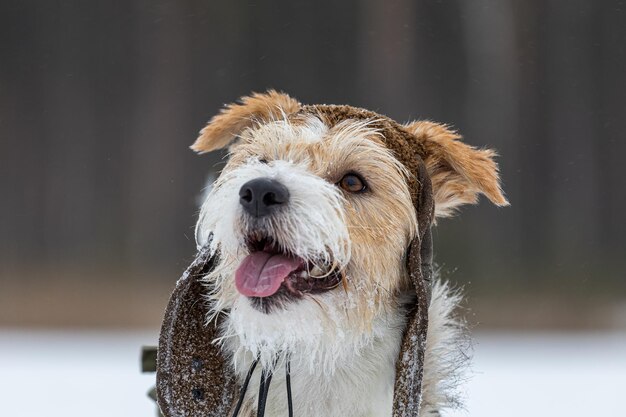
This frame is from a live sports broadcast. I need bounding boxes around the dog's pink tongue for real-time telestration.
[235,252,303,297]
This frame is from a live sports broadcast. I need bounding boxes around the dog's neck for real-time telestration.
[223,296,408,417]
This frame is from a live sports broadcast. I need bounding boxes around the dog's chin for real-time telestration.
[235,233,344,314]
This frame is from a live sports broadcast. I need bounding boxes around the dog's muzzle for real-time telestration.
[239,177,290,218]
[234,176,341,309]
[234,233,342,310]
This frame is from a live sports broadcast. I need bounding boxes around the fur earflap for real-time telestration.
[404,121,509,217]
[191,90,301,153]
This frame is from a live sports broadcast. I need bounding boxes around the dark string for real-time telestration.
[232,356,294,417]
[231,358,258,417]
[285,359,293,417]
[256,367,273,417]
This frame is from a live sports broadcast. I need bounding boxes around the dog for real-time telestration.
[156,91,507,417]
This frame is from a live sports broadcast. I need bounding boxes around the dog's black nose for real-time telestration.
[239,178,290,217]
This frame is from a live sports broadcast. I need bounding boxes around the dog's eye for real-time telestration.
[338,173,367,193]
[258,158,268,164]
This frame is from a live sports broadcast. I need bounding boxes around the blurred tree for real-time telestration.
[1,0,624,300]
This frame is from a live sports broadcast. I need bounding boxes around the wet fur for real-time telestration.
[193,91,506,416]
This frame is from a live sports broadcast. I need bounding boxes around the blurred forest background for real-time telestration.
[1,0,625,330]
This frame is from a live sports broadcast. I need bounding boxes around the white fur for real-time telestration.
[196,157,351,316]
[225,293,407,417]
[420,280,470,415]
[213,280,467,417]
[195,117,468,416]
[244,115,330,145]
[223,289,405,373]
[196,159,350,267]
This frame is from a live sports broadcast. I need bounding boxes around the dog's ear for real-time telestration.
[191,90,301,153]
[404,120,509,218]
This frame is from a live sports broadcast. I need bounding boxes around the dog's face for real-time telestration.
[193,92,507,370]
[198,115,417,312]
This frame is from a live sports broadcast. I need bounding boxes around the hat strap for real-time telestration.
[231,358,259,417]
[232,356,294,417]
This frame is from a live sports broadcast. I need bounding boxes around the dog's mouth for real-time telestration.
[235,233,343,302]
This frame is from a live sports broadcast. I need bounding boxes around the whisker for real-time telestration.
[212,331,238,344]
[340,270,349,294]
[310,296,326,312]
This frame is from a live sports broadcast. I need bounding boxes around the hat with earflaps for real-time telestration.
[155,91,507,417]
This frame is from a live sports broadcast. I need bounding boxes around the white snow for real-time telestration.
[446,332,626,417]
[0,329,159,417]
[0,329,624,417]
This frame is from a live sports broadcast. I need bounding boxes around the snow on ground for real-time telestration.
[1,329,624,417]
[446,332,626,417]
[0,329,160,417]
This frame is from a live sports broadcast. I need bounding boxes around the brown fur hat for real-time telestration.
[156,91,506,416]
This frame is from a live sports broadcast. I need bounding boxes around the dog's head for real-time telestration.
[156,91,508,417]
[192,91,507,365]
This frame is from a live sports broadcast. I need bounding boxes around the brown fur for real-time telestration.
[191,90,301,153]
[404,121,509,217]
[193,91,507,219]
[192,91,507,320]
[215,117,417,326]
